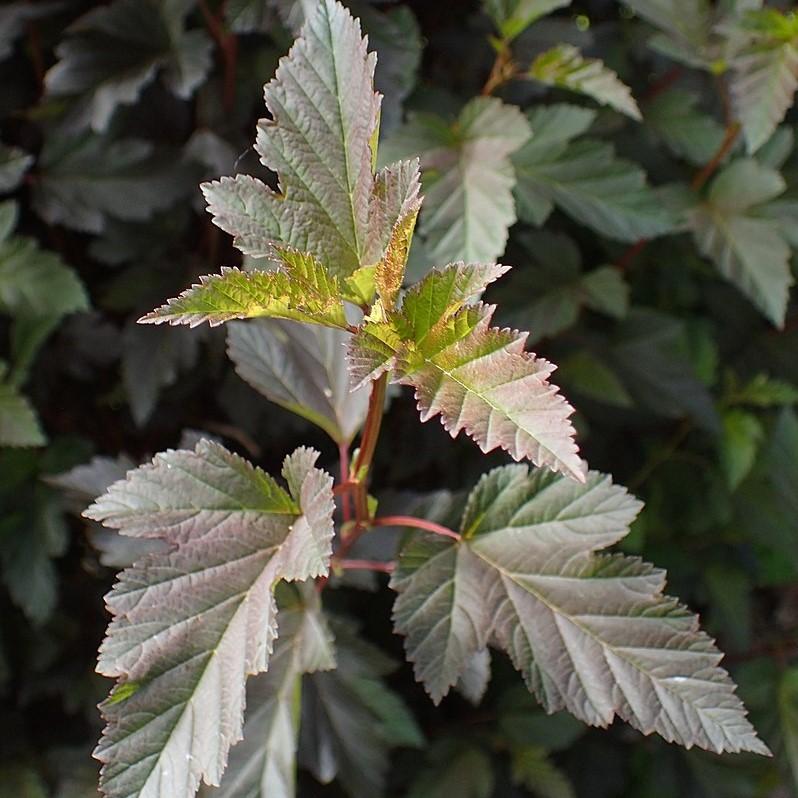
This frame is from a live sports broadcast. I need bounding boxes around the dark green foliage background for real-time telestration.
[0,0,796,796]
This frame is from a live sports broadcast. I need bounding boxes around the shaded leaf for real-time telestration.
[31,133,194,234]
[391,464,768,755]
[511,746,575,798]
[513,105,676,241]
[44,0,212,132]
[407,740,494,798]
[718,409,763,489]
[779,667,798,791]
[227,319,369,443]
[0,143,34,193]
[299,617,422,797]
[86,442,335,798]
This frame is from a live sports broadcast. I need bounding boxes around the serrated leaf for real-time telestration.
[44,0,212,132]
[484,0,573,41]
[31,133,195,234]
[391,463,768,755]
[227,319,369,443]
[380,97,531,264]
[689,158,793,326]
[141,249,348,330]
[513,105,676,241]
[511,746,575,798]
[202,0,380,278]
[374,196,422,310]
[349,264,583,480]
[0,231,89,322]
[725,373,798,407]
[298,616,422,797]
[85,442,335,798]
[528,45,641,120]
[0,143,34,193]
[456,648,492,705]
[209,588,335,798]
[644,89,726,165]
[729,9,798,154]
[0,382,45,447]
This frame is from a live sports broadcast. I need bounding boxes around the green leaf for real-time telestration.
[141,249,349,330]
[689,158,793,327]
[227,319,369,444]
[391,464,769,755]
[513,105,677,242]
[718,409,763,489]
[0,487,68,623]
[724,372,798,407]
[0,381,45,447]
[0,230,89,322]
[779,667,798,792]
[31,133,195,234]
[210,587,336,798]
[298,617,422,797]
[202,0,381,278]
[528,45,641,120]
[644,89,726,165]
[374,190,422,310]
[496,232,628,343]
[729,9,798,153]
[380,97,531,264]
[621,0,712,54]
[408,740,494,798]
[511,746,575,798]
[0,143,34,192]
[85,442,335,798]
[558,351,634,408]
[44,0,212,132]
[484,0,573,41]
[349,264,583,481]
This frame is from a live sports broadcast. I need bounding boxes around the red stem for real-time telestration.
[199,0,237,113]
[338,441,351,523]
[371,515,461,541]
[352,373,388,524]
[337,559,395,574]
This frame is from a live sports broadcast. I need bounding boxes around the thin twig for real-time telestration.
[352,373,388,524]
[338,441,351,523]
[691,122,741,192]
[336,558,395,574]
[481,42,516,96]
[371,515,461,541]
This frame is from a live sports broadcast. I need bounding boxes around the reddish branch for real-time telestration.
[690,122,741,192]
[336,558,395,574]
[371,515,461,541]
[338,442,352,523]
[199,0,238,113]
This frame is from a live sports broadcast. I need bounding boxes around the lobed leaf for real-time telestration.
[513,105,677,242]
[391,464,770,755]
[349,263,583,480]
[85,441,335,798]
[380,97,531,264]
[210,587,335,798]
[729,10,798,154]
[0,381,45,447]
[202,0,381,278]
[528,45,641,120]
[689,158,793,327]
